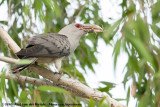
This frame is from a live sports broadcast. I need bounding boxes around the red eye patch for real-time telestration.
[75,24,83,28]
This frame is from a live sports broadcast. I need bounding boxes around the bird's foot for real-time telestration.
[35,61,38,65]
[54,71,63,81]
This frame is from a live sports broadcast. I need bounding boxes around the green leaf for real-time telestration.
[35,90,43,103]
[98,82,116,97]
[126,87,130,106]
[151,0,160,24]
[89,97,95,107]
[0,90,6,103]
[123,4,136,17]
[52,0,61,18]
[138,87,152,107]
[151,24,160,38]
[104,19,122,41]
[10,78,18,98]
[18,91,30,103]
[1,42,8,56]
[123,69,132,88]
[134,15,150,43]
[154,72,160,78]
[7,78,18,102]
[112,40,121,70]
[17,59,32,65]
[0,68,6,102]
[0,0,4,6]
[97,97,109,107]
[37,86,70,94]
[43,0,54,10]
[124,27,154,66]
[33,0,44,22]
[0,68,6,96]
[23,5,30,16]
[101,82,116,87]
[0,21,8,25]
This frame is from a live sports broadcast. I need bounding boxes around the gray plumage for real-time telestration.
[12,23,103,73]
[17,33,70,58]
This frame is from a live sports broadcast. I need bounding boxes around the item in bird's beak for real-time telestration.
[82,24,103,33]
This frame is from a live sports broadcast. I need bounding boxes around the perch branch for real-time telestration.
[0,73,87,98]
[0,56,88,98]
[29,65,124,106]
[0,25,125,107]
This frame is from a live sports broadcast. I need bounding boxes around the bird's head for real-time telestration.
[58,23,103,52]
[58,23,103,37]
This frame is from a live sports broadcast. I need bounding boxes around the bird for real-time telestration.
[11,23,103,73]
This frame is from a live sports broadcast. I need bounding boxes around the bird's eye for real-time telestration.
[75,24,83,28]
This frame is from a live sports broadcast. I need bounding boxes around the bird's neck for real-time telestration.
[67,35,81,53]
[58,32,83,53]
[58,27,86,53]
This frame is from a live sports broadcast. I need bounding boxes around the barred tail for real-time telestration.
[11,58,38,73]
[11,64,31,73]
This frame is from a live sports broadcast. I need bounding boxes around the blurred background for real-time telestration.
[0,0,160,106]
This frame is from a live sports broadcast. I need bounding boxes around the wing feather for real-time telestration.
[16,33,71,58]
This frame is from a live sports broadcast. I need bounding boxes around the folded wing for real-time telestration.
[16,33,71,58]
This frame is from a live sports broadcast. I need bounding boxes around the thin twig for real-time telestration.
[12,0,22,11]
[8,0,11,19]
[0,56,19,64]
[77,5,85,17]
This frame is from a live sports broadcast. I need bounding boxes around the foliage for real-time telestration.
[0,0,160,106]
[111,0,160,106]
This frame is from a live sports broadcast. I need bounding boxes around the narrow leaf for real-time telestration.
[17,59,32,65]
[37,86,70,94]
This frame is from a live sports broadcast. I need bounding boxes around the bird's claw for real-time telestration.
[35,62,38,65]
[54,71,63,81]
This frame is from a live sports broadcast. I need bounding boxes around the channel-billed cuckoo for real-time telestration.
[12,23,103,73]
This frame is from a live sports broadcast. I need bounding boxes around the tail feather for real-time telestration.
[11,64,31,73]
[11,58,38,73]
